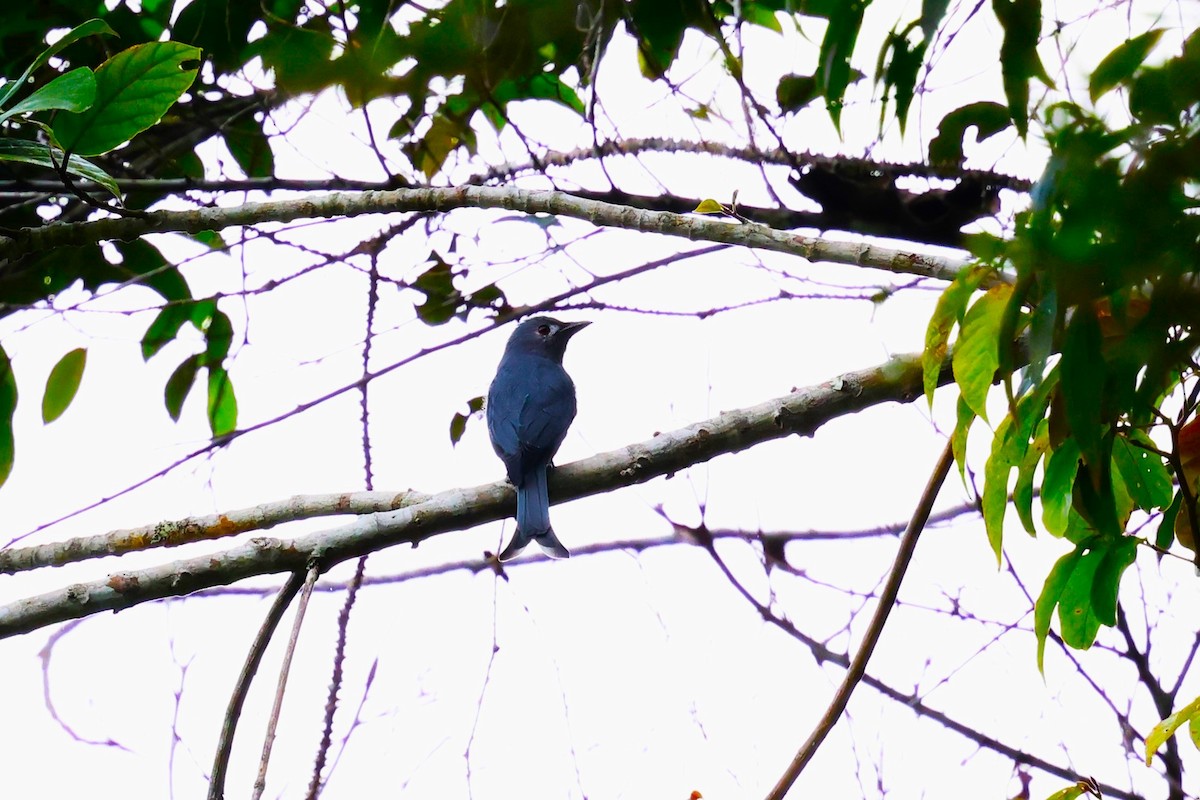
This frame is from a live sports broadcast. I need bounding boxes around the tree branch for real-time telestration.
[0,186,971,282]
[208,569,308,800]
[0,139,1031,197]
[0,348,950,639]
[252,562,321,800]
[0,492,428,574]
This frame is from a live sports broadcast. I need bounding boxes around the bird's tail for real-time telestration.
[499,467,570,561]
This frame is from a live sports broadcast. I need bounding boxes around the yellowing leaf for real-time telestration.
[42,348,86,423]
[952,284,1013,422]
[1146,695,1200,765]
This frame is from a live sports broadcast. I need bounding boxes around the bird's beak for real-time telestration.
[559,320,591,339]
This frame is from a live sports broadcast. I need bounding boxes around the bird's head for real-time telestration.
[504,316,591,361]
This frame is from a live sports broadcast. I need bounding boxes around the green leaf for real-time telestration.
[0,139,121,198]
[449,395,485,446]
[0,346,17,488]
[993,0,1053,137]
[490,74,585,116]
[741,4,783,33]
[171,0,261,73]
[981,415,1018,561]
[951,394,975,485]
[1035,546,1082,671]
[206,366,238,437]
[1042,440,1081,536]
[1024,283,1057,392]
[1014,421,1049,534]
[188,230,228,251]
[465,283,509,316]
[1059,308,1105,468]
[53,41,201,156]
[923,264,989,406]
[952,284,1013,422]
[1129,66,1175,124]
[1056,541,1105,649]
[876,25,926,133]
[1090,535,1137,627]
[142,304,192,360]
[1157,489,1183,550]
[1113,431,1172,512]
[776,73,819,113]
[0,68,96,126]
[42,348,86,424]
[928,101,1012,166]
[253,26,336,97]
[412,112,475,180]
[980,365,1058,557]
[114,239,191,302]
[994,272,1031,400]
[223,114,274,178]
[693,199,725,214]
[1071,439,1121,537]
[413,257,461,325]
[816,0,868,130]
[1089,29,1165,102]
[1145,695,1200,766]
[1043,782,1094,800]
[203,309,234,365]
[164,354,200,421]
[0,19,115,111]
[628,0,698,79]
[920,0,951,41]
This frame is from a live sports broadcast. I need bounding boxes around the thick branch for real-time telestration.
[0,349,948,639]
[0,492,428,574]
[0,186,970,282]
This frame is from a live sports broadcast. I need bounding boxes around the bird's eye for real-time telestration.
[536,324,552,336]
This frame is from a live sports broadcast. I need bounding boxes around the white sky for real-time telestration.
[2,2,1200,799]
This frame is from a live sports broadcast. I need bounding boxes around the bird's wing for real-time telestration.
[487,358,577,483]
[486,370,526,482]
[516,365,576,460]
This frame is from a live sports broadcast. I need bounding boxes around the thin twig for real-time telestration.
[765,439,955,800]
[306,555,367,799]
[709,536,1141,800]
[307,244,380,798]
[37,619,129,750]
[252,561,322,800]
[207,569,307,800]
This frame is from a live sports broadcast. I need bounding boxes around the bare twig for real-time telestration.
[38,619,129,750]
[306,245,381,799]
[208,569,307,800]
[306,555,366,799]
[692,511,1140,800]
[765,439,955,800]
[252,561,322,800]
[186,501,984,599]
[0,141,1031,197]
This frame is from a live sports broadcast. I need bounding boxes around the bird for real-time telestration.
[486,316,590,561]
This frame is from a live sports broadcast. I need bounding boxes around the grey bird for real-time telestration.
[486,316,590,560]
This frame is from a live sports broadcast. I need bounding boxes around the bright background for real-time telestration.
[2,3,1199,799]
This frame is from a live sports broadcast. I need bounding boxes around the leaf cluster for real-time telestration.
[924,31,1200,664]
